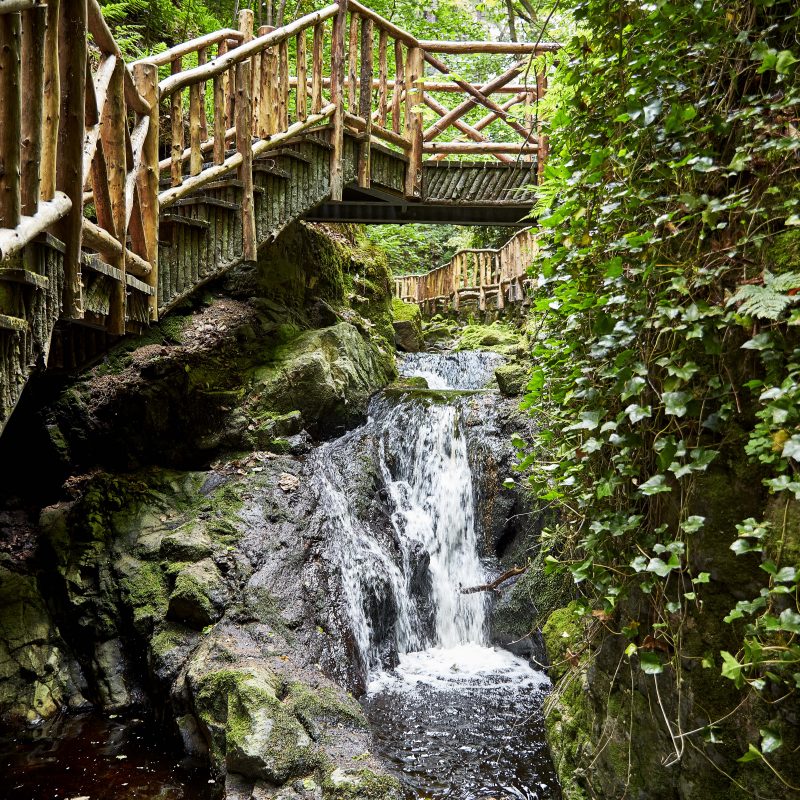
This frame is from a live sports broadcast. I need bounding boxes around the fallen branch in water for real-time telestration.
[460,565,527,594]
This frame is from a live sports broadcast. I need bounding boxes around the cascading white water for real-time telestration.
[315,351,501,675]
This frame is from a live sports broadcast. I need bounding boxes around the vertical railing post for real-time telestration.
[357,16,373,188]
[20,3,47,217]
[377,29,388,128]
[278,38,289,129]
[311,22,323,115]
[170,57,183,186]
[329,0,347,201]
[56,0,87,318]
[41,0,61,203]
[236,58,256,261]
[391,40,404,135]
[0,9,22,230]
[260,25,276,135]
[131,61,159,320]
[212,54,226,165]
[296,29,307,122]
[404,45,423,199]
[347,13,358,114]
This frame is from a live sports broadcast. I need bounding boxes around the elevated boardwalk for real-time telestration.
[393,228,538,315]
[0,0,557,431]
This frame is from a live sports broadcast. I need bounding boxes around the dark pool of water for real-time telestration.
[361,648,562,800]
[0,712,215,800]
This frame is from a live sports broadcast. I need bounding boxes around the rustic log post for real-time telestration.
[40,0,60,203]
[278,38,288,129]
[357,17,373,188]
[311,22,323,114]
[296,29,307,121]
[197,46,208,141]
[329,0,347,201]
[391,39,403,135]
[0,9,22,229]
[189,76,203,176]
[131,61,159,320]
[259,25,276,135]
[347,12,358,114]
[377,28,387,128]
[404,45,423,199]
[212,68,226,164]
[237,9,254,132]
[256,25,269,136]
[55,0,87,318]
[99,58,126,334]
[20,3,46,216]
[170,58,183,186]
[235,59,256,261]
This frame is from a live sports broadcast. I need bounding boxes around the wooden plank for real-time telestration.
[418,39,560,54]
[357,16,372,188]
[20,2,46,216]
[329,0,347,201]
[235,59,256,261]
[0,9,21,228]
[131,61,159,320]
[170,57,183,187]
[404,45,423,199]
[55,0,86,318]
[311,22,323,114]
[296,29,307,121]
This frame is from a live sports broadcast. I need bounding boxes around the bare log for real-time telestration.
[235,59,256,260]
[0,9,21,229]
[357,16,372,188]
[0,192,71,260]
[329,0,347,201]
[40,0,60,202]
[20,2,46,216]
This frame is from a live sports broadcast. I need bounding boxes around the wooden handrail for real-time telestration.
[418,40,560,54]
[132,28,244,67]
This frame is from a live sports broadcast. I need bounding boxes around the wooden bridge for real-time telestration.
[393,228,538,315]
[0,0,556,432]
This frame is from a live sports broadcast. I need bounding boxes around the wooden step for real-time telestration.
[173,197,242,212]
[160,213,211,231]
[0,313,28,332]
[0,268,49,290]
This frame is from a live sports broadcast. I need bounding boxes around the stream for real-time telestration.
[317,351,560,799]
[1,351,559,800]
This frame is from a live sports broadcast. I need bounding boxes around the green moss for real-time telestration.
[159,315,191,344]
[391,298,421,323]
[456,322,522,352]
[541,601,586,681]
[285,683,367,736]
[119,558,169,628]
[322,768,401,799]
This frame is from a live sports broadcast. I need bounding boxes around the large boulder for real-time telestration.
[250,322,396,437]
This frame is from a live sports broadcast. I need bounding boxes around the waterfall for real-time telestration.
[314,351,500,677]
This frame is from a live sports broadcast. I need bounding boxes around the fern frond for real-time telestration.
[728,284,800,321]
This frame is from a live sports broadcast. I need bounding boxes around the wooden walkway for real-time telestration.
[393,228,538,314]
[0,0,556,431]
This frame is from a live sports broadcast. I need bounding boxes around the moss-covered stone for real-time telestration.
[322,768,402,799]
[541,601,586,682]
[391,299,423,353]
[456,322,522,352]
[167,559,228,629]
[494,363,528,396]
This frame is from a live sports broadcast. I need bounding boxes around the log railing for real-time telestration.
[0,0,556,341]
[394,228,538,311]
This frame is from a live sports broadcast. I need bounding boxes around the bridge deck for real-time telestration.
[0,0,557,431]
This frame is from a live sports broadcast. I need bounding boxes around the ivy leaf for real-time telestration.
[760,728,782,754]
[775,566,797,583]
[568,411,601,431]
[639,474,671,496]
[741,332,774,350]
[647,553,680,577]
[662,391,690,417]
[630,555,648,572]
[625,404,652,423]
[737,744,762,763]
[720,651,744,688]
[781,435,800,461]
[779,609,800,634]
[693,572,711,584]
[639,651,664,675]
[775,50,798,74]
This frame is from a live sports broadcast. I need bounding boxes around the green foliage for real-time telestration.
[514,0,800,770]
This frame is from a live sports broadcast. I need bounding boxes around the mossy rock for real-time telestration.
[494,363,528,396]
[322,768,402,800]
[391,299,423,353]
[456,322,522,352]
[167,559,228,629]
[284,682,366,740]
[541,601,587,682]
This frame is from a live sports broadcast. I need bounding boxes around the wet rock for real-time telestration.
[494,363,528,396]
[161,524,215,562]
[167,559,229,629]
[391,299,423,353]
[0,566,88,723]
